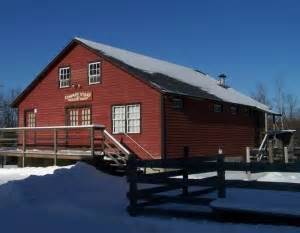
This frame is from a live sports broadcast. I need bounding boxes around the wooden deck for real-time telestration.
[0,125,130,167]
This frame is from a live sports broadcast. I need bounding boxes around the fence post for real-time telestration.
[217,152,226,198]
[127,154,138,216]
[90,127,95,158]
[182,146,189,196]
[246,147,251,163]
[268,141,274,163]
[245,147,251,179]
[22,129,26,168]
[53,129,58,166]
[284,146,289,164]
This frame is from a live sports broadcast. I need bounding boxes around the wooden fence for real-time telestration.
[224,161,300,192]
[126,147,225,216]
[127,147,300,217]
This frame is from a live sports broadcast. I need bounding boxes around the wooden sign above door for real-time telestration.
[65,91,92,102]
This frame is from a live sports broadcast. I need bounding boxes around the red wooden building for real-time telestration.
[11,37,274,161]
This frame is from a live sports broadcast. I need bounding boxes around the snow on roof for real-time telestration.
[76,37,275,114]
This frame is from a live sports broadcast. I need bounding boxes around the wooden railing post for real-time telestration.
[22,129,26,168]
[100,129,105,154]
[268,141,274,163]
[182,146,189,196]
[53,129,58,166]
[127,154,138,216]
[284,146,289,164]
[246,147,251,163]
[217,153,226,198]
[90,127,95,157]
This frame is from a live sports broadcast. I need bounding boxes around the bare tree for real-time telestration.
[286,94,298,120]
[251,82,271,107]
[0,87,19,128]
[273,78,286,118]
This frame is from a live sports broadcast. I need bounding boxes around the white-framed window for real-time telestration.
[112,106,126,134]
[25,111,36,127]
[59,67,71,88]
[82,108,91,125]
[126,104,141,133]
[69,109,79,126]
[88,62,101,84]
[112,104,141,134]
[67,107,91,126]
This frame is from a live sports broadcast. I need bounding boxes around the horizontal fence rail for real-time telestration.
[126,146,300,218]
[126,147,225,216]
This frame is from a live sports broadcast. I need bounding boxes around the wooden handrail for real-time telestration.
[103,130,130,156]
[0,124,105,131]
[122,132,156,159]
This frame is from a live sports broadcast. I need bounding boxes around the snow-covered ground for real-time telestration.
[0,163,299,232]
[190,171,300,183]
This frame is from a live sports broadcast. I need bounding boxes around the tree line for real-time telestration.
[0,86,19,128]
[251,78,299,121]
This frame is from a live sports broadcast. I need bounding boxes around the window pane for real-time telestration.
[59,67,70,88]
[214,104,222,113]
[112,106,125,133]
[89,62,101,84]
[81,108,91,125]
[127,104,140,133]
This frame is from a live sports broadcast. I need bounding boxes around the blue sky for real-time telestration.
[0,0,299,101]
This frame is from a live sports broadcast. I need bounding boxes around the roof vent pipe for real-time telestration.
[218,73,227,87]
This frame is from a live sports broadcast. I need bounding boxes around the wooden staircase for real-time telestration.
[101,130,130,168]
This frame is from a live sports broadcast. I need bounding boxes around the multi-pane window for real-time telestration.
[112,104,141,134]
[171,98,183,110]
[244,107,251,116]
[112,106,126,134]
[67,107,91,126]
[230,106,238,115]
[69,109,79,126]
[82,108,91,125]
[88,62,101,84]
[213,104,223,113]
[126,105,141,133]
[59,67,71,88]
[26,111,36,127]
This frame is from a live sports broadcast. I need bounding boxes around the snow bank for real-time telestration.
[0,165,72,185]
[0,163,298,232]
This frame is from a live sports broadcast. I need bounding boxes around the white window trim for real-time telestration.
[112,104,141,134]
[88,62,101,85]
[69,109,79,126]
[59,67,71,88]
[112,105,126,134]
[26,111,36,128]
[81,108,91,125]
[126,104,141,134]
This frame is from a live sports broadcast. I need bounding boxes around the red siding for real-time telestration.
[18,44,162,159]
[164,96,264,158]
